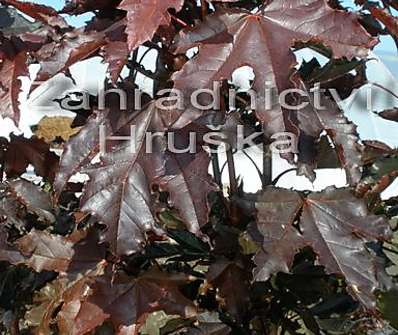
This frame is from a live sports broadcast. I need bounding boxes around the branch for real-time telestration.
[369,81,398,101]
[272,168,297,186]
[127,62,157,80]
[226,148,238,195]
[262,142,273,188]
[242,149,263,184]
[211,148,222,188]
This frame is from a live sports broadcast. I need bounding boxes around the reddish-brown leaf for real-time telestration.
[294,87,363,185]
[118,0,184,52]
[375,107,398,123]
[0,228,26,265]
[54,110,111,197]
[34,28,106,82]
[0,51,27,125]
[27,252,107,334]
[103,40,129,83]
[73,105,215,255]
[100,19,129,83]
[252,187,306,281]
[371,7,398,38]
[25,278,69,334]
[79,267,196,333]
[79,104,167,256]
[67,229,107,276]
[159,150,216,235]
[0,186,26,229]
[362,140,394,165]
[206,258,249,320]
[253,186,392,309]
[7,179,54,223]
[3,134,59,181]
[1,0,69,28]
[171,3,376,131]
[0,229,75,272]
[57,300,109,335]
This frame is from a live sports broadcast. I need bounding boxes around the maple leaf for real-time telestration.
[103,40,129,84]
[159,150,216,235]
[53,110,111,196]
[33,16,129,91]
[0,51,27,125]
[253,186,392,309]
[26,238,107,335]
[0,5,42,36]
[52,92,140,194]
[7,179,55,223]
[59,102,214,255]
[67,229,107,276]
[3,134,59,181]
[292,83,363,185]
[72,267,197,333]
[0,185,26,230]
[0,0,69,28]
[24,278,70,334]
[371,7,398,38]
[252,187,306,282]
[79,103,167,256]
[118,0,184,52]
[170,3,376,131]
[34,28,106,83]
[0,229,75,272]
[58,299,109,335]
[206,258,249,320]
[98,18,129,83]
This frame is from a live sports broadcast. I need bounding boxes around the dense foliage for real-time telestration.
[0,0,398,334]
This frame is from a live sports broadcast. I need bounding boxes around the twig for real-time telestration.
[242,149,263,184]
[226,148,238,195]
[127,49,139,83]
[272,168,298,186]
[220,160,228,175]
[211,147,222,188]
[133,47,153,83]
[369,81,398,101]
[127,62,157,80]
[262,141,273,188]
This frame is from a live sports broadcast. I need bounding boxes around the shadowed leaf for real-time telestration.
[253,186,392,310]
